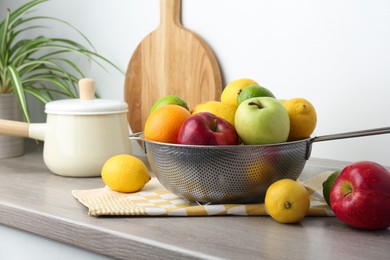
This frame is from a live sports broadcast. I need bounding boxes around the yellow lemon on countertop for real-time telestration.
[283,97,317,141]
[221,78,258,107]
[101,154,151,193]
[193,101,237,127]
[265,179,310,224]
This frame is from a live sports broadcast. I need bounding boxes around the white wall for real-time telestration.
[2,0,390,167]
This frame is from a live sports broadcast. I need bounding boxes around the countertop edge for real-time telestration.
[0,202,214,260]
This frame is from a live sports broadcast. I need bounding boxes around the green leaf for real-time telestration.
[0,9,11,71]
[1,0,123,122]
[7,65,30,122]
[6,0,48,28]
[11,15,96,52]
[23,86,52,104]
[22,76,77,98]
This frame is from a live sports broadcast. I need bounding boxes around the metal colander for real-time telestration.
[131,127,390,204]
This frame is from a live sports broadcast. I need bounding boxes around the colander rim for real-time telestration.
[136,133,312,149]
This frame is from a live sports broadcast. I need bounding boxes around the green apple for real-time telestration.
[237,84,275,106]
[235,97,290,144]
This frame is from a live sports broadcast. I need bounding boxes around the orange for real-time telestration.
[144,104,191,143]
[283,98,317,141]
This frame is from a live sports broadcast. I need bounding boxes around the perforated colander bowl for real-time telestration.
[144,139,310,204]
[132,127,389,204]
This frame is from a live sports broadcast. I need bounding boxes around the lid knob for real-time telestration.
[79,78,95,100]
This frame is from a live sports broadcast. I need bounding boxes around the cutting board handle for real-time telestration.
[160,0,181,27]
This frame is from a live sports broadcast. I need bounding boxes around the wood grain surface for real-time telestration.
[1,141,389,259]
[124,0,222,134]
[0,119,29,138]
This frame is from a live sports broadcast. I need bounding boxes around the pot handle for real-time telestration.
[0,119,45,141]
[0,119,29,138]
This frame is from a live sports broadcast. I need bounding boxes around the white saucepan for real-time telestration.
[0,78,132,177]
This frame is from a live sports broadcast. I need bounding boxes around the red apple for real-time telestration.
[177,112,239,145]
[330,161,390,230]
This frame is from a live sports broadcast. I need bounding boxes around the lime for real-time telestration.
[322,170,340,207]
[237,84,275,106]
[150,95,189,114]
[101,154,151,193]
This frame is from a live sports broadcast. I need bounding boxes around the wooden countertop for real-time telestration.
[0,141,389,259]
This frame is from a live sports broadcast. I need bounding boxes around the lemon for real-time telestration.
[283,97,317,141]
[101,154,151,193]
[221,78,258,107]
[265,179,310,224]
[150,95,189,114]
[237,84,275,106]
[193,101,237,126]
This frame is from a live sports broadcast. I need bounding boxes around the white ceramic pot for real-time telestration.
[0,79,132,177]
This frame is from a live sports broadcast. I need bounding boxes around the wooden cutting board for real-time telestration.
[124,0,222,134]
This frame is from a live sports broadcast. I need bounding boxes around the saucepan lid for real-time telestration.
[45,78,128,115]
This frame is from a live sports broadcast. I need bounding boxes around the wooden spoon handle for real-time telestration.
[160,0,181,27]
[0,119,29,138]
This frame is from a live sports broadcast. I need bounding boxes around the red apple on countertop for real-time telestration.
[330,161,390,230]
[177,112,239,145]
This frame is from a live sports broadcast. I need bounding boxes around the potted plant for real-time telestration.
[0,0,121,157]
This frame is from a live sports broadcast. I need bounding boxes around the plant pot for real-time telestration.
[0,94,24,158]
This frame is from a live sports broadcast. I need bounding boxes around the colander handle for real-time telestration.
[311,126,390,143]
[129,132,143,140]
[304,126,390,160]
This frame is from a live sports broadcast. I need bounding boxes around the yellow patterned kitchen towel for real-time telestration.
[72,171,335,217]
